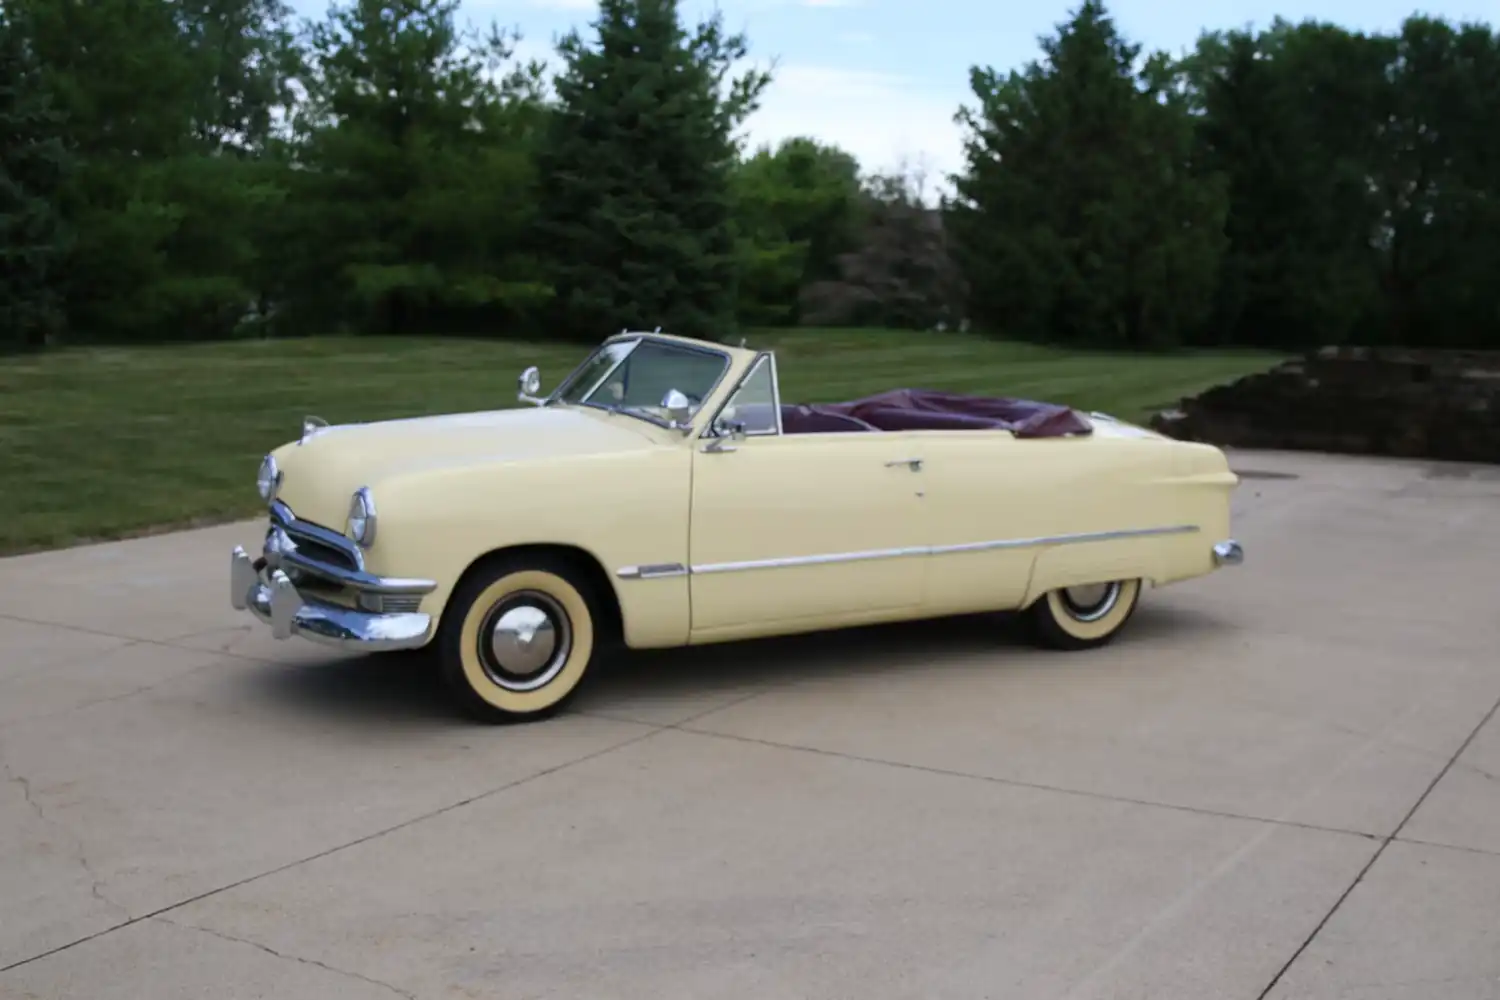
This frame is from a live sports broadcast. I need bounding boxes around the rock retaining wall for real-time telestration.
[1150,347,1500,464]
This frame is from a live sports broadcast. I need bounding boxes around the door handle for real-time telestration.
[885,458,923,471]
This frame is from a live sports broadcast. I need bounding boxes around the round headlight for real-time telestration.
[256,455,280,502]
[347,487,377,547]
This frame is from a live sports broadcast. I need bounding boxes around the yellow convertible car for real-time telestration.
[230,331,1243,722]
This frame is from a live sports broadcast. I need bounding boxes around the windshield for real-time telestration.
[552,337,731,427]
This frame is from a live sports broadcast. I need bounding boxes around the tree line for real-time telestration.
[2,0,1497,353]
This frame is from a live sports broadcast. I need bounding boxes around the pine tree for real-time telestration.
[533,0,770,341]
[945,0,1226,349]
[0,7,73,348]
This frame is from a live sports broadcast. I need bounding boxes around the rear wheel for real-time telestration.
[1027,579,1141,650]
[436,554,603,723]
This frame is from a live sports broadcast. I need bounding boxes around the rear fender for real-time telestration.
[1019,536,1166,608]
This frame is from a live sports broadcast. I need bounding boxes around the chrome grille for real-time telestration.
[285,529,359,572]
[264,501,432,614]
[383,595,424,613]
[269,501,362,574]
[357,593,424,614]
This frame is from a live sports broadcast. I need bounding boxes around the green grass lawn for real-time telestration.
[0,328,1280,555]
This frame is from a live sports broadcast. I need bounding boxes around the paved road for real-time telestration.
[2,449,1498,1000]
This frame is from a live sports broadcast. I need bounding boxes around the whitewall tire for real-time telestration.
[1027,579,1142,650]
[437,554,602,723]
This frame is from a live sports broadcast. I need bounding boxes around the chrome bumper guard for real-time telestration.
[229,545,435,651]
[1212,540,1244,567]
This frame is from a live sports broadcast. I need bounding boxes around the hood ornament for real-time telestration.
[299,415,330,445]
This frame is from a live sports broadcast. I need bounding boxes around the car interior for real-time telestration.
[729,389,1094,438]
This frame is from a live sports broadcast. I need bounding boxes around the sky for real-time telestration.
[293,0,1497,183]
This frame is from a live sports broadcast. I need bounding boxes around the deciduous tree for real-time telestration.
[732,137,864,326]
[801,163,964,330]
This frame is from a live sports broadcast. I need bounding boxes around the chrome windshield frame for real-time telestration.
[551,336,639,406]
[548,334,735,432]
[701,351,784,439]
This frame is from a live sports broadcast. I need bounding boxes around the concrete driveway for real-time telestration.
[2,448,1498,1000]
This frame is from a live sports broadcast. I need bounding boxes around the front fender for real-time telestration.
[361,448,694,648]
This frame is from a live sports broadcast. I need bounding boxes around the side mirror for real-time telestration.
[661,388,693,431]
[517,366,544,405]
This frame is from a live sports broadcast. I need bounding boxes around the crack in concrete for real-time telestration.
[0,722,668,977]
[72,663,218,711]
[0,691,776,978]
[1333,971,1500,995]
[1460,761,1499,784]
[1210,683,1495,765]
[160,919,417,1000]
[154,626,350,668]
[12,662,224,728]
[159,624,268,657]
[1394,836,1500,859]
[0,613,146,645]
[0,642,144,694]
[0,613,274,669]
[1,749,128,921]
[1253,690,1500,1000]
[674,724,1384,844]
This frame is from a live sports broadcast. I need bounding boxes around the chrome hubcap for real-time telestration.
[478,591,572,692]
[1061,581,1121,622]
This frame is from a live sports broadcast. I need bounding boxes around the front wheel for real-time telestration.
[436,554,603,723]
[1027,579,1142,650]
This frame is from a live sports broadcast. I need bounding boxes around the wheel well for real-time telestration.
[442,543,624,644]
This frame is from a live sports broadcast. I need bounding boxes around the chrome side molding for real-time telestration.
[615,563,689,580]
[616,524,1205,580]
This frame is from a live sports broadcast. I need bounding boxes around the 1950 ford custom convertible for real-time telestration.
[231,331,1243,722]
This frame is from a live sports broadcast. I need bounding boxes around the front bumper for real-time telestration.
[230,548,433,650]
[228,503,437,651]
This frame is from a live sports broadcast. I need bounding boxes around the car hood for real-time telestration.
[271,404,657,528]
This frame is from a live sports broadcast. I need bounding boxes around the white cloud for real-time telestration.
[506,33,561,66]
[492,24,966,189]
[740,65,966,189]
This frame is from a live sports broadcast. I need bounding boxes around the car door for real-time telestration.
[687,357,929,637]
[914,431,1062,614]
